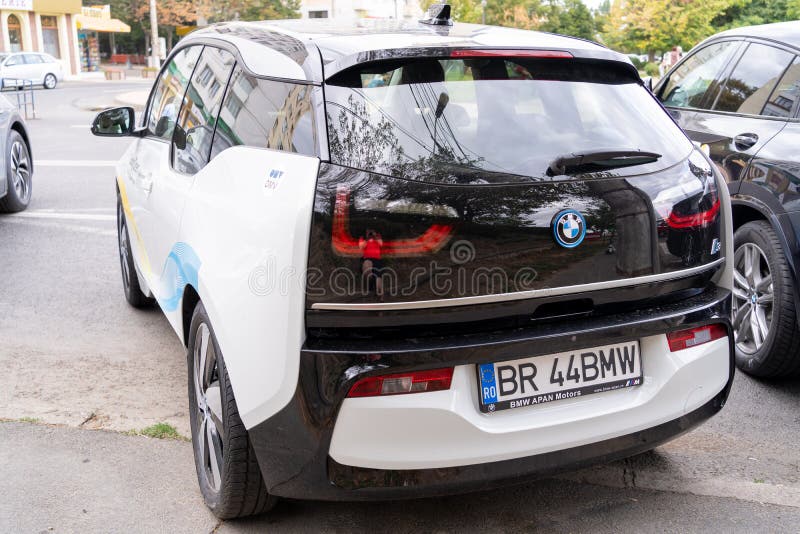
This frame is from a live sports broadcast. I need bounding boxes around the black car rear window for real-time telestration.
[325,57,692,184]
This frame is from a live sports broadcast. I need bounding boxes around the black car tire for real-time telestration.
[733,221,800,377]
[117,196,154,308]
[187,302,277,519]
[43,74,57,89]
[0,130,32,213]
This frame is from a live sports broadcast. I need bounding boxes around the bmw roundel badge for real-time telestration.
[552,209,587,249]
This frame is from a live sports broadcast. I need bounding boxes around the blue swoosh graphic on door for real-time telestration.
[157,242,201,312]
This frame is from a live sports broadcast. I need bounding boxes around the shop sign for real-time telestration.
[0,0,33,10]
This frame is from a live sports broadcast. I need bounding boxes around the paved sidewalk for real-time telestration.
[2,421,799,534]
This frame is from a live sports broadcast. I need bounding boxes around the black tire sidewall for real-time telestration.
[44,74,56,89]
[2,130,31,212]
[733,221,789,373]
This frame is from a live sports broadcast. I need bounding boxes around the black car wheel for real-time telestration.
[187,302,277,519]
[43,74,57,89]
[733,221,800,377]
[117,196,154,308]
[0,130,32,213]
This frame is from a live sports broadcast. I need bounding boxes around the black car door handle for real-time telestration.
[734,132,759,151]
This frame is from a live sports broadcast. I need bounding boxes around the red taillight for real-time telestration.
[347,368,454,398]
[450,49,573,59]
[666,198,720,229]
[667,324,728,352]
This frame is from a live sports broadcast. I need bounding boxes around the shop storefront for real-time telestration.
[75,5,130,72]
[0,0,82,75]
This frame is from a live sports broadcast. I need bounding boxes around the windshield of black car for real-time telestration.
[324,57,692,184]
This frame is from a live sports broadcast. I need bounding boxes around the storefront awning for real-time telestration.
[76,15,130,33]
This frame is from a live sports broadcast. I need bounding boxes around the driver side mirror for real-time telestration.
[642,76,654,92]
[91,107,135,137]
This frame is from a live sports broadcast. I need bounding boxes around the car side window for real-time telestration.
[659,41,739,110]
[210,68,316,160]
[761,57,800,119]
[5,55,23,66]
[172,47,236,175]
[23,54,43,64]
[713,43,795,115]
[146,45,202,141]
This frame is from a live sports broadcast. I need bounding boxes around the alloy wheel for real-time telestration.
[10,140,30,203]
[194,323,224,493]
[732,242,774,354]
[44,74,56,89]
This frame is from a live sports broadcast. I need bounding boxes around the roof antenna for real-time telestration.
[420,3,453,26]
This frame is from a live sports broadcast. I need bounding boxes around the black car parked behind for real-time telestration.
[656,21,800,377]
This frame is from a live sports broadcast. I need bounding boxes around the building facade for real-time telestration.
[0,0,82,75]
[299,0,422,21]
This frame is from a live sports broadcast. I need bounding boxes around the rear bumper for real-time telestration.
[248,287,734,501]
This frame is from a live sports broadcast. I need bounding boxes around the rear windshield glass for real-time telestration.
[325,57,692,184]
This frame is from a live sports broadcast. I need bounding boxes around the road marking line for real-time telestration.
[10,211,115,222]
[36,160,117,167]
[0,217,115,236]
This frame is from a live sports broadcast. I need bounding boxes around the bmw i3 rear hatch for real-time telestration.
[307,53,723,325]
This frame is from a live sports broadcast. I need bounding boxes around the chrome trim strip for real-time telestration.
[310,259,725,311]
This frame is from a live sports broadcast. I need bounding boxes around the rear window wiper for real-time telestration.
[546,150,662,177]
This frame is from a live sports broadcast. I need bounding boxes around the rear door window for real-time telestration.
[659,41,740,110]
[210,67,316,159]
[172,46,236,174]
[712,43,794,115]
[762,56,800,118]
[146,45,202,141]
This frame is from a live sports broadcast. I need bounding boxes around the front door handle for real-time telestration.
[734,132,759,151]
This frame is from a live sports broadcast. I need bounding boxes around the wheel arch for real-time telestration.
[731,198,800,329]
[9,121,32,171]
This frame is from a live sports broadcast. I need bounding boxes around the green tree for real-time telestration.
[420,0,483,22]
[603,0,736,59]
[713,0,800,28]
[421,0,597,40]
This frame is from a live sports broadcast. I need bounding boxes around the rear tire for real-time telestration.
[187,303,277,519]
[43,74,57,89]
[0,130,32,213]
[732,221,800,377]
[117,196,153,308]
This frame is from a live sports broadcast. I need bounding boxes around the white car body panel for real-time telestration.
[121,143,319,428]
[329,336,730,470]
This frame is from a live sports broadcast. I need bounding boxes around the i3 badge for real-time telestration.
[552,209,586,249]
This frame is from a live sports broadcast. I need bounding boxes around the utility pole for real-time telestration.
[481,0,487,24]
[149,0,160,68]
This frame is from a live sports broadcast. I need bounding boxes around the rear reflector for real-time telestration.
[667,324,728,352]
[450,49,574,59]
[347,368,454,398]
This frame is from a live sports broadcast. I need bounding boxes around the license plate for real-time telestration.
[477,341,642,413]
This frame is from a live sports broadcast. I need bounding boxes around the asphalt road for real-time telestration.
[1,81,799,533]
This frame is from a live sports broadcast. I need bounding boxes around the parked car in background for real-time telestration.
[655,21,800,377]
[0,52,63,90]
[0,94,32,212]
[92,6,734,518]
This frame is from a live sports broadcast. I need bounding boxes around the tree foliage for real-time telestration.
[420,0,599,40]
[603,0,737,57]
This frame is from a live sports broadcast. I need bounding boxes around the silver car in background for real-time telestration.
[0,94,32,212]
[0,52,63,90]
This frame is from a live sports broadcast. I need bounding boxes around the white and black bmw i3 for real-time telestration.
[92,5,736,518]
